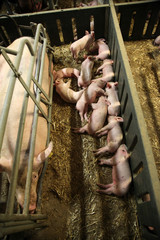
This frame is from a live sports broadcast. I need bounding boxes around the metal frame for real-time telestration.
[0,23,53,237]
[108,1,160,239]
[0,0,160,239]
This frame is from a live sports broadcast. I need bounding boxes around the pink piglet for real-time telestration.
[97,144,132,196]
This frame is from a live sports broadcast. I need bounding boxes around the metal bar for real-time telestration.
[5,24,47,215]
[0,220,35,227]
[23,37,47,214]
[0,213,46,222]
[32,76,51,103]
[32,46,50,103]
[0,221,48,238]
[0,46,18,55]
[16,74,49,120]
[36,52,54,212]
[108,0,160,236]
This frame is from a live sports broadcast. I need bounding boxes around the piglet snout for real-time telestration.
[29,204,36,214]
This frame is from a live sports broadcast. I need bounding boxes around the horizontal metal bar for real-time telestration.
[0,220,34,227]
[0,46,18,55]
[0,221,48,238]
[114,0,160,7]
[0,213,47,222]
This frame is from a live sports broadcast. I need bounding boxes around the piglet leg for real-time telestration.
[98,157,114,166]
[93,145,110,156]
[72,124,88,134]
[96,183,116,195]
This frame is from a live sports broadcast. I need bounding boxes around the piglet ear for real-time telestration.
[114,82,118,86]
[55,79,60,85]
[36,141,53,164]
[52,70,57,80]
[107,82,111,88]
[98,38,105,42]
[85,30,89,35]
[116,117,123,122]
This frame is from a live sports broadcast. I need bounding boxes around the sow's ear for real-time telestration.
[36,141,53,165]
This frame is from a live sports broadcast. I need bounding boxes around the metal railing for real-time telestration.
[0,23,53,237]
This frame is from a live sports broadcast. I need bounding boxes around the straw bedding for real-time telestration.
[26,43,142,240]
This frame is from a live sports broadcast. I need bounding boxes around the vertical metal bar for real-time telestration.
[23,39,47,214]
[36,52,54,212]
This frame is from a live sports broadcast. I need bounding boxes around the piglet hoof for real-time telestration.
[71,127,80,133]
[93,149,101,156]
[97,183,107,189]
[96,183,107,194]
[97,159,104,165]
[93,149,97,154]
[96,183,113,195]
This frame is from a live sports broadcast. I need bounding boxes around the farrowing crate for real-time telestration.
[0,0,160,239]
[0,24,54,237]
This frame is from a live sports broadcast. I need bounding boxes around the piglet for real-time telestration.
[76,82,107,122]
[93,116,123,156]
[70,31,95,60]
[105,82,120,116]
[153,35,160,47]
[94,39,110,60]
[96,144,131,196]
[78,0,103,7]
[55,78,84,103]
[78,56,95,88]
[53,68,80,80]
[91,59,114,88]
[74,96,110,135]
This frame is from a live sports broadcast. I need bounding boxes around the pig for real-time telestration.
[94,39,110,60]
[153,35,160,47]
[53,67,80,81]
[78,0,103,7]
[93,116,123,156]
[91,59,114,88]
[18,0,42,13]
[105,82,120,116]
[76,81,107,122]
[70,30,95,60]
[96,144,132,196]
[83,0,97,6]
[55,78,84,103]
[78,56,95,88]
[0,36,53,212]
[73,96,110,135]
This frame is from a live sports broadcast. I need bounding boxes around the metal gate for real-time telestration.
[0,23,53,238]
